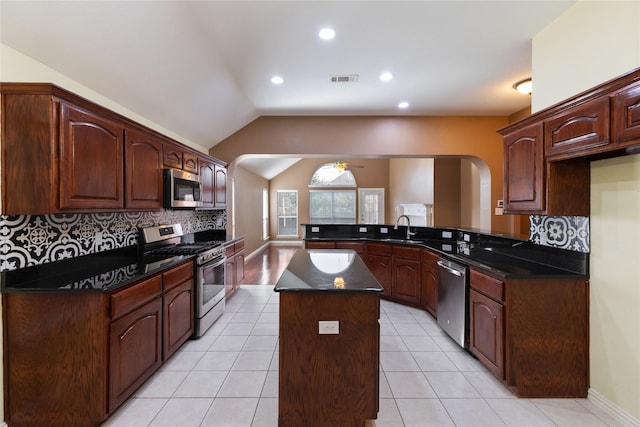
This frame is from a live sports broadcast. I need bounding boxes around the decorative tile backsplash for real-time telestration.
[529,215,589,253]
[0,210,226,271]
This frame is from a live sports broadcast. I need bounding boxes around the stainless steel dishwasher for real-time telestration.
[436,258,469,348]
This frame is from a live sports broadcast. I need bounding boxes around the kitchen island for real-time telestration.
[274,249,383,427]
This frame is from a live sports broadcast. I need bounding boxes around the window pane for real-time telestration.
[278,217,297,236]
[277,190,298,236]
[309,190,355,224]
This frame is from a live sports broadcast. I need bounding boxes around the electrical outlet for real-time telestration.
[318,321,339,334]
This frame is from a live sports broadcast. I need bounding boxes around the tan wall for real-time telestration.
[388,158,434,222]
[210,115,512,234]
[434,158,462,227]
[228,164,269,255]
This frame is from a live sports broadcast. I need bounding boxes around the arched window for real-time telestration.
[309,163,357,223]
[309,163,357,187]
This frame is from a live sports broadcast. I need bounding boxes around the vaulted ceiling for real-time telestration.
[1,0,575,153]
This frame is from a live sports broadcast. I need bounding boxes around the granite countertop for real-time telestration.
[1,246,192,293]
[274,249,384,293]
[305,236,588,279]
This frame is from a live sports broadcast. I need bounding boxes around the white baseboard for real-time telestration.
[589,388,640,427]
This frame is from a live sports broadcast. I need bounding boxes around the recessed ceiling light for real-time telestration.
[398,101,409,109]
[318,28,335,40]
[380,72,394,82]
[271,76,284,85]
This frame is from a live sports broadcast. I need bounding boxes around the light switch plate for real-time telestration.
[318,320,339,334]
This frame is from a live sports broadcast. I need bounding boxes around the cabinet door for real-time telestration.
[163,279,194,359]
[469,289,504,379]
[612,81,640,146]
[214,164,227,208]
[421,267,438,316]
[225,257,236,298]
[199,160,215,208]
[392,256,421,306]
[109,297,162,412]
[163,143,183,169]
[421,249,439,315]
[235,249,245,289]
[183,151,198,174]
[544,97,610,159]
[124,128,163,210]
[503,122,544,213]
[59,102,124,210]
[365,254,392,298]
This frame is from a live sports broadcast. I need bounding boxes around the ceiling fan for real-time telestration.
[334,161,364,172]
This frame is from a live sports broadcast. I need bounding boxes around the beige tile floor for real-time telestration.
[104,284,624,427]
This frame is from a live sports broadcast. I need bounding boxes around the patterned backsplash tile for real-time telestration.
[0,210,226,271]
[529,215,590,253]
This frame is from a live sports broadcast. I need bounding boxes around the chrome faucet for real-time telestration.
[394,215,416,240]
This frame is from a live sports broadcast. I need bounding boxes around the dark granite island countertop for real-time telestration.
[274,249,384,293]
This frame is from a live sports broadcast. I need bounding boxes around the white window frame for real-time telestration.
[277,190,298,237]
[262,188,269,240]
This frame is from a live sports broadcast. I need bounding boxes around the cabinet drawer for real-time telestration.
[367,242,391,256]
[111,275,162,320]
[335,241,365,254]
[163,261,193,291]
[392,245,421,260]
[612,81,640,145]
[470,269,504,302]
[544,97,610,158]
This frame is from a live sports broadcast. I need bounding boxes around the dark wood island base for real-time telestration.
[275,249,383,427]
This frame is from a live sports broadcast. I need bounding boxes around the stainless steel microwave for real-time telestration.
[163,168,202,208]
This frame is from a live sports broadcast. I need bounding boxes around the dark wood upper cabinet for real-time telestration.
[183,151,198,174]
[199,159,216,208]
[1,83,227,214]
[612,81,640,146]
[59,102,125,210]
[499,67,640,216]
[502,122,545,213]
[163,143,183,170]
[544,97,610,160]
[214,164,227,208]
[125,128,163,210]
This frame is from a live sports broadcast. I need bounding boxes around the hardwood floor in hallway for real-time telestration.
[242,244,300,285]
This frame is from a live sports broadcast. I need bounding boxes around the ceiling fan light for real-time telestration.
[513,78,532,95]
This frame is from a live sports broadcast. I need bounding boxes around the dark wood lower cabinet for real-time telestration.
[2,260,194,427]
[278,292,379,427]
[469,289,504,379]
[469,268,589,397]
[109,298,163,412]
[391,247,421,306]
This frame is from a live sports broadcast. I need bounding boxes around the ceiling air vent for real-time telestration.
[330,74,359,83]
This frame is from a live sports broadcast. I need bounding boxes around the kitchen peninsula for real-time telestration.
[274,249,383,427]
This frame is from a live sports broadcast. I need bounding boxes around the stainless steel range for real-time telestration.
[141,224,226,338]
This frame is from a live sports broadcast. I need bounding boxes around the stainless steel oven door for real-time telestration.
[197,256,226,317]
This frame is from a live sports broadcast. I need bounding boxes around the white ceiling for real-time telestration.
[1,1,576,178]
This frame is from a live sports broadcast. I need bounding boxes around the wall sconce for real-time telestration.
[513,78,532,95]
